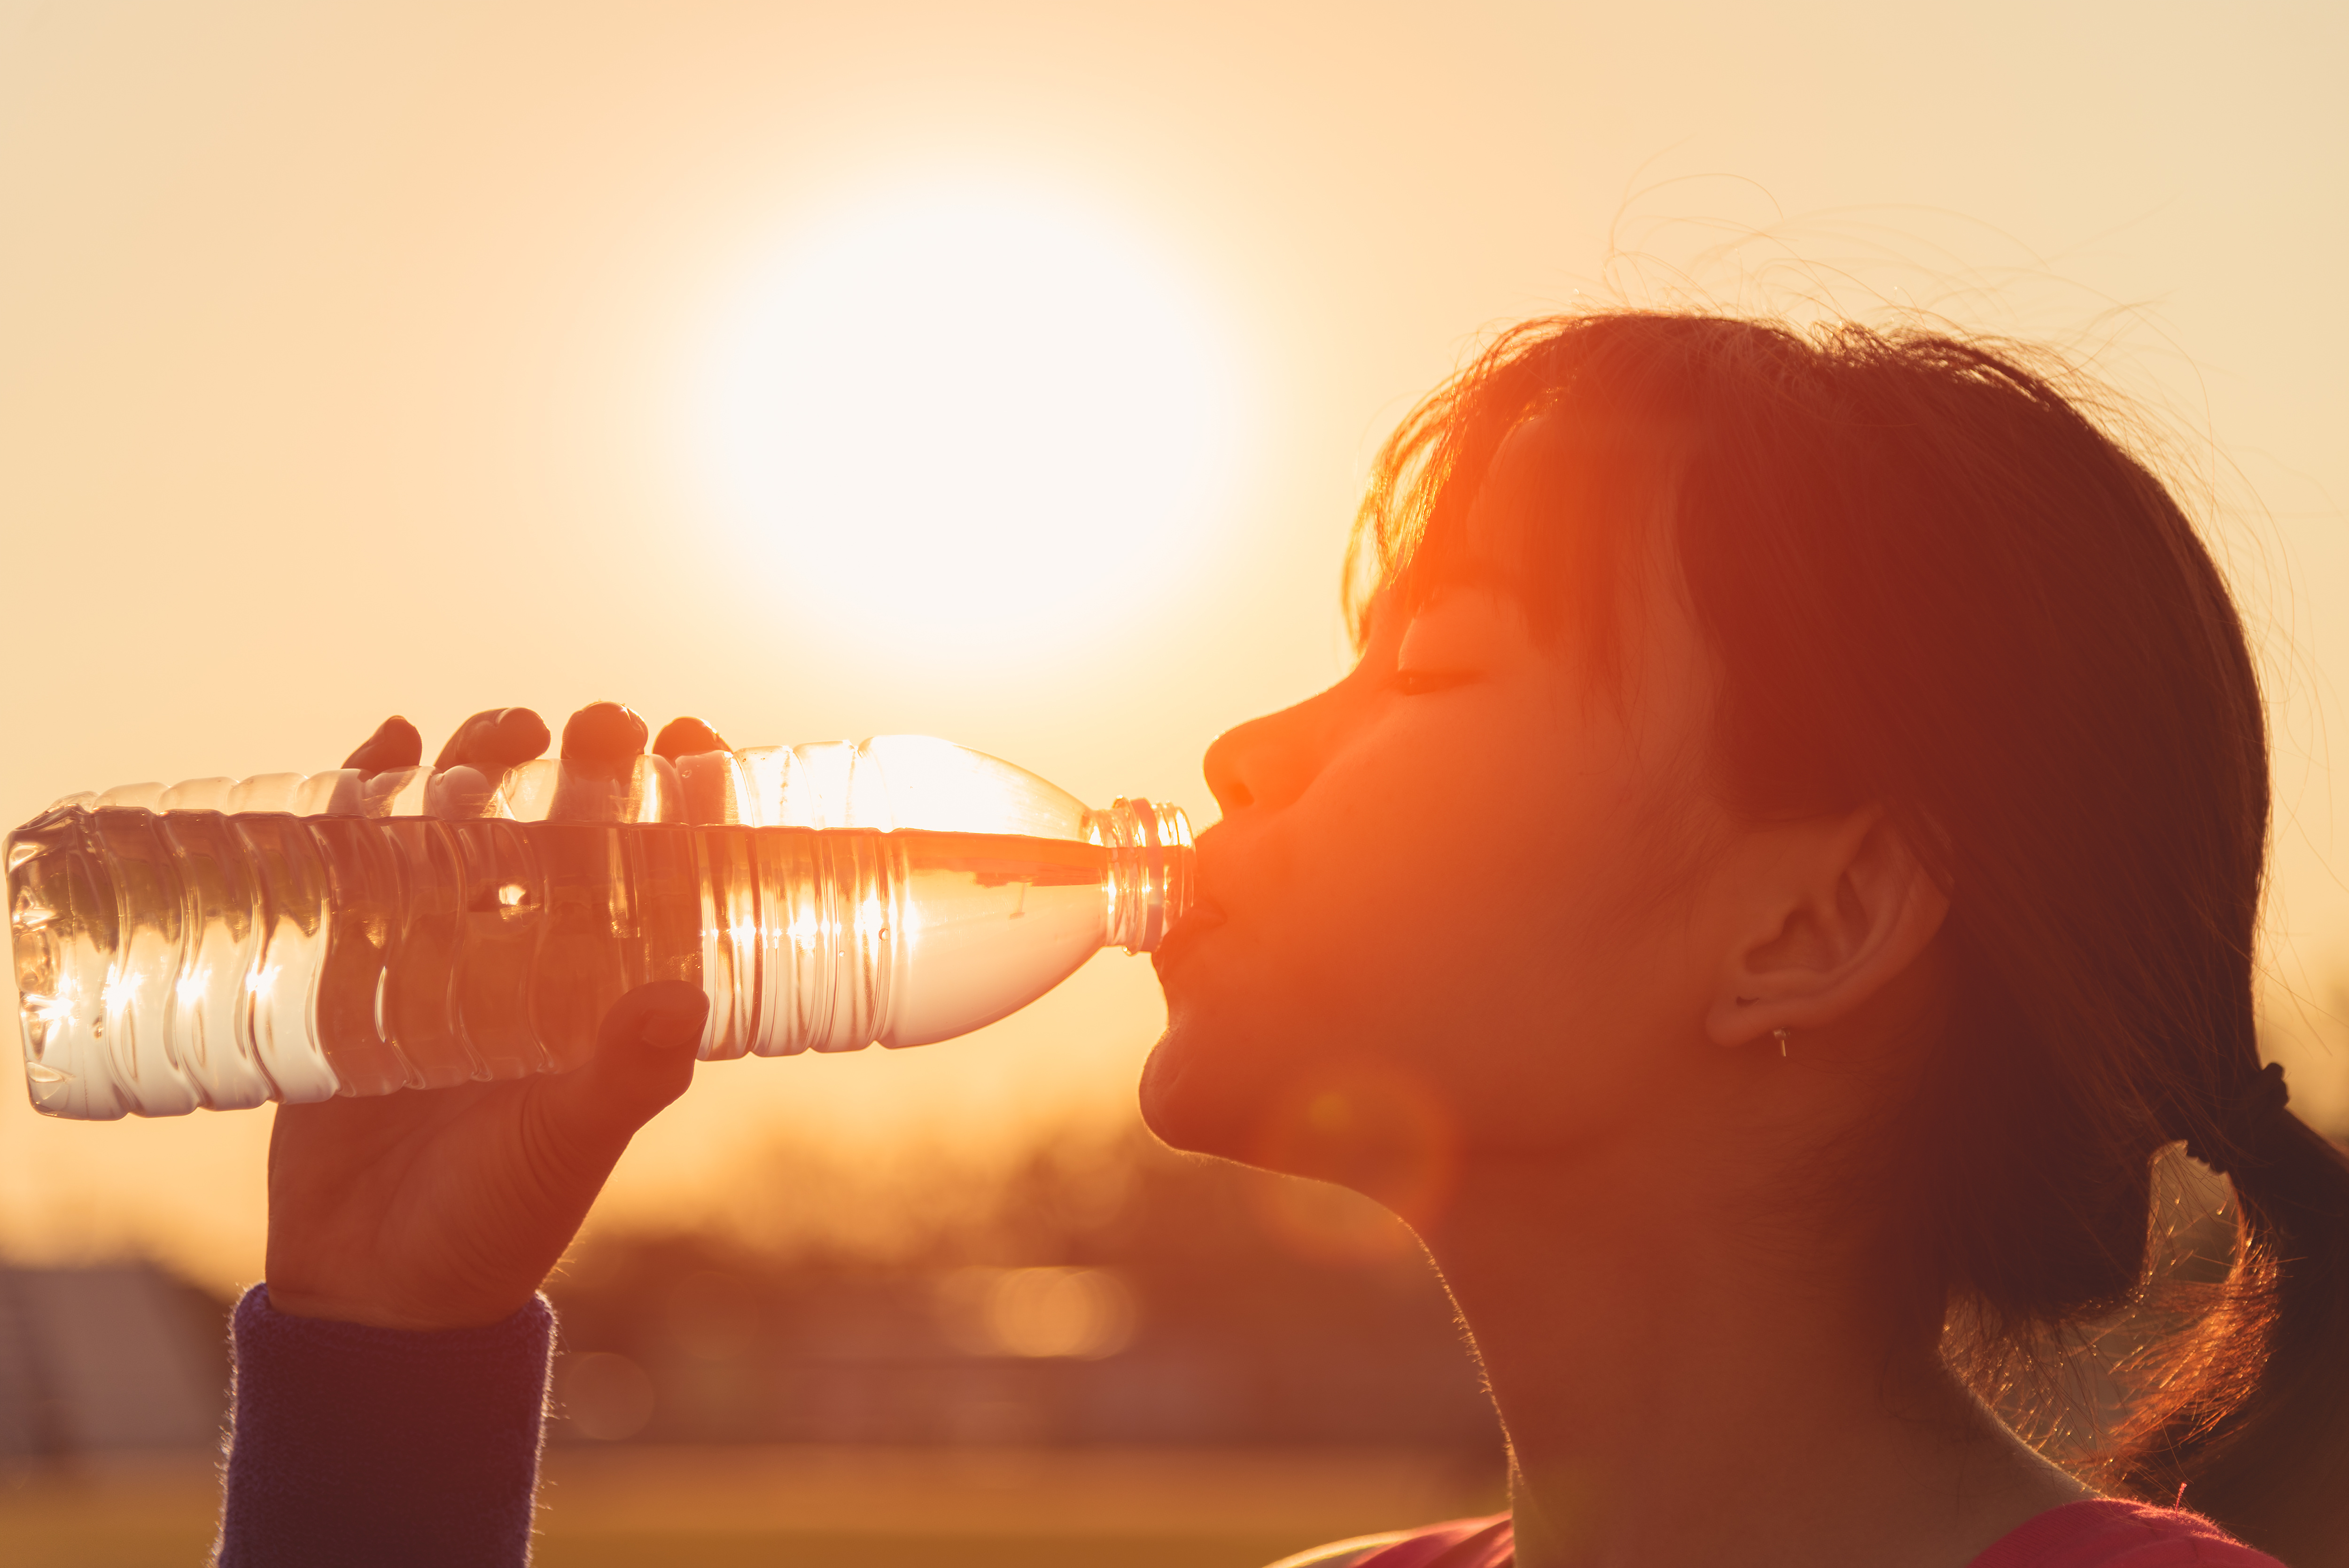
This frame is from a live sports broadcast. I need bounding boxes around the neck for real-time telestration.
[1417,1146,2088,1568]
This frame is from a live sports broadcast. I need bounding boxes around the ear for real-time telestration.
[1703,808,1951,1049]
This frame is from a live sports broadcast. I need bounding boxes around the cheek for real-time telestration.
[1148,732,1678,1156]
[1143,779,1478,1157]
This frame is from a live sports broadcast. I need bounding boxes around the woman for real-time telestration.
[218,312,2349,1567]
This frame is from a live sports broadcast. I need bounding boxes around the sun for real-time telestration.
[686,181,1246,662]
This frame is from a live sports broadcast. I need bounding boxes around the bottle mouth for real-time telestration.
[1087,799,1195,954]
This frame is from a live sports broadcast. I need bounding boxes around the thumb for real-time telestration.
[540,981,706,1156]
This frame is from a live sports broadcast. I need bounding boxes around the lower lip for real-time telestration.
[1151,902,1227,978]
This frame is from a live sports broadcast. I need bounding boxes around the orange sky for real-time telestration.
[4,0,2346,1287]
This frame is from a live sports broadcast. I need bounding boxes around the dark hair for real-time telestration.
[1347,311,2349,1563]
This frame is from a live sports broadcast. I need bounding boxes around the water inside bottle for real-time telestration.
[10,812,1155,1118]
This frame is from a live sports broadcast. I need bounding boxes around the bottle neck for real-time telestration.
[1087,799,1194,954]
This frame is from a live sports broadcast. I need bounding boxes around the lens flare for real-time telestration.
[1248,1063,1461,1259]
[687,180,1246,661]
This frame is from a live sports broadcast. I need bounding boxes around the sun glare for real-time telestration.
[688,183,1246,661]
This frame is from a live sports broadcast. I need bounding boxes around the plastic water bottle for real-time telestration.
[5,735,1192,1120]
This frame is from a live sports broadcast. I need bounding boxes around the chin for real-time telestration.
[1137,1004,1306,1164]
[1139,1013,1462,1221]
[1136,1018,1265,1162]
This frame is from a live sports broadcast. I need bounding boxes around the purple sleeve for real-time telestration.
[215,1283,555,1568]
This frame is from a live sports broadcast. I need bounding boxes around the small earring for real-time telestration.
[1773,1028,1790,1058]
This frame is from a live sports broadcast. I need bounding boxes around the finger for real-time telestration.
[540,980,705,1155]
[434,707,552,771]
[652,716,731,761]
[342,716,423,776]
[561,701,650,763]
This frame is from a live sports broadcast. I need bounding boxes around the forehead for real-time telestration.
[1386,415,1713,707]
[1377,422,1557,625]
[1397,416,1650,614]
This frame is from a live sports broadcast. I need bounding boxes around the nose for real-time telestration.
[1202,691,1336,818]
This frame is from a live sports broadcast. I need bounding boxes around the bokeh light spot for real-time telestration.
[562,1350,656,1441]
[935,1264,1137,1359]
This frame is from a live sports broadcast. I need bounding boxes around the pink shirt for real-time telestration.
[1342,1500,2288,1567]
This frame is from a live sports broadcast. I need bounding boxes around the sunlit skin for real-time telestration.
[267,705,708,1330]
[264,981,703,1330]
[272,433,2086,1564]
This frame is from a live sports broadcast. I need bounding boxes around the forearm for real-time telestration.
[216,1285,555,1568]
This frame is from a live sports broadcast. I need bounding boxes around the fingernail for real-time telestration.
[563,701,650,762]
[653,716,729,761]
[344,716,423,773]
[494,707,552,763]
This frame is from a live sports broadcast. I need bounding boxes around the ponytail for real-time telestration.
[2122,1097,2349,1563]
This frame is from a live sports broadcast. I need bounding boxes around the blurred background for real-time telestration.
[1,0,2344,1563]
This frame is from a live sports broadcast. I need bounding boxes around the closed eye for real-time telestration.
[1393,668,1478,697]
[1389,585,1510,699]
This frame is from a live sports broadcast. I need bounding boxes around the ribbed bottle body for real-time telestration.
[8,814,1171,1120]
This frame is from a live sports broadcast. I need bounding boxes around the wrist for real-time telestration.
[261,1281,537,1333]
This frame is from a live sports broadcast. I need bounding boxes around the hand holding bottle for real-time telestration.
[8,705,1192,1326]
[263,702,710,1330]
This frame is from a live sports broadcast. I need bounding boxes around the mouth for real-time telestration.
[1150,899,1228,981]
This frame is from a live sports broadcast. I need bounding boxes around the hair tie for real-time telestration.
[2184,1061,2291,1177]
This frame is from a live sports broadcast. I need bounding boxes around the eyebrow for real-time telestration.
[1407,554,1522,607]
[1361,555,1525,651]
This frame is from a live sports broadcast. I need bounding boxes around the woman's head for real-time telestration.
[1144,411,1952,1196]
[1144,310,2349,1556]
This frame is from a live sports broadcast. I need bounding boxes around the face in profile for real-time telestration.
[1143,446,1734,1213]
